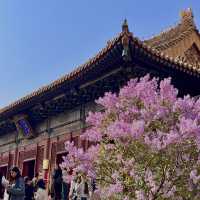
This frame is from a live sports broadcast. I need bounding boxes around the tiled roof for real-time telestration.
[132,36,200,76]
[0,32,123,116]
[179,43,200,67]
[144,8,199,51]
[1,13,200,118]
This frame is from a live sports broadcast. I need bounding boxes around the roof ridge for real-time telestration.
[144,8,198,49]
[0,32,124,114]
[0,16,200,118]
[146,21,181,41]
[131,34,200,75]
[145,19,195,41]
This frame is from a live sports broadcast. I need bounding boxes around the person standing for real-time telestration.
[61,170,71,200]
[1,174,9,200]
[69,175,79,200]
[24,177,34,200]
[34,179,48,200]
[0,172,4,200]
[76,175,90,200]
[7,167,25,200]
[50,164,63,200]
[61,181,70,200]
[70,174,91,200]
[32,173,39,191]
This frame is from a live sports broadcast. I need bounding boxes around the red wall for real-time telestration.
[0,132,84,184]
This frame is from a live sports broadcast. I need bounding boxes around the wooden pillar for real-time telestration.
[7,152,11,178]
[43,117,52,186]
[43,138,50,185]
[35,144,39,174]
[14,146,19,166]
[80,102,87,150]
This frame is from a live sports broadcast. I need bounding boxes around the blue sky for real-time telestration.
[0,0,199,107]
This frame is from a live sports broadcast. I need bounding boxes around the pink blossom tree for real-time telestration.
[61,75,200,200]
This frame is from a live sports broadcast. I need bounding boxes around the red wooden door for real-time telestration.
[22,160,35,179]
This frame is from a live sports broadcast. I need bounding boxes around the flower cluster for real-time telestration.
[62,75,200,199]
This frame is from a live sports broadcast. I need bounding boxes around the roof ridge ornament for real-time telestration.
[180,8,194,21]
[122,19,129,33]
[121,19,131,61]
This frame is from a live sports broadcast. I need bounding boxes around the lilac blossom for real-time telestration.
[61,75,200,199]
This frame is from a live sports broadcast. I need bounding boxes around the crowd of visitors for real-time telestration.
[0,165,98,200]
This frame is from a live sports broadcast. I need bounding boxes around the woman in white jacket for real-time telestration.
[34,179,48,200]
[0,173,9,200]
[70,175,91,200]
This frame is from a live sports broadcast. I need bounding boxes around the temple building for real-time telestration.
[0,8,200,183]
